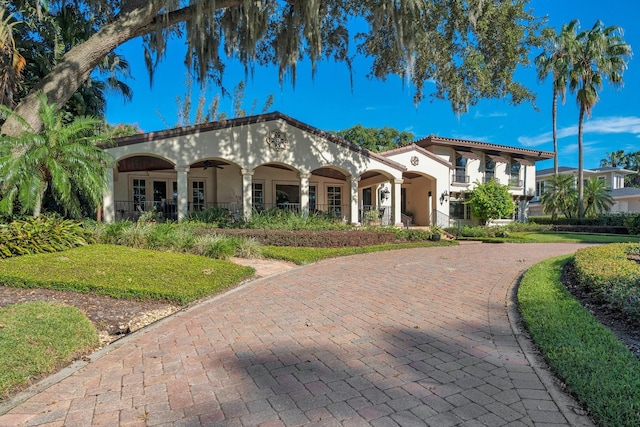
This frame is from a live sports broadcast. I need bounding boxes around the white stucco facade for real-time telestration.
[103,112,552,226]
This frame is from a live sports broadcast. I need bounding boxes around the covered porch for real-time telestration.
[103,113,412,225]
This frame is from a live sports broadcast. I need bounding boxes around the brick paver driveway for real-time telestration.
[0,243,594,426]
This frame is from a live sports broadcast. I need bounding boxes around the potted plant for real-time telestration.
[430,225,443,241]
[364,209,380,226]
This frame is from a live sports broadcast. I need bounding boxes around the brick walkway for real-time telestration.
[0,243,595,426]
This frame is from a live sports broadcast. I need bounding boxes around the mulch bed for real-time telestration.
[0,287,178,340]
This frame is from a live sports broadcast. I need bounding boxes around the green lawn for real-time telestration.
[261,240,457,264]
[0,244,255,305]
[518,256,640,426]
[513,232,640,243]
[0,244,256,400]
[0,301,98,398]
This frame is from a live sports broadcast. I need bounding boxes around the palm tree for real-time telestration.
[540,173,578,220]
[600,149,626,168]
[535,20,579,175]
[0,93,114,218]
[570,21,632,219]
[583,177,614,217]
[0,8,25,107]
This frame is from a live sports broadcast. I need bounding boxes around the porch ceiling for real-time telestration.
[117,157,231,172]
[312,167,347,181]
[117,156,174,172]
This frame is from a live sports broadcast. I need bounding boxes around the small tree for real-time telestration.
[583,176,614,217]
[540,173,578,220]
[468,179,515,224]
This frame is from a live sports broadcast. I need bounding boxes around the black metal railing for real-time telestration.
[452,169,470,183]
[114,200,179,221]
[483,172,496,184]
[114,200,351,221]
[508,178,523,187]
[360,205,392,226]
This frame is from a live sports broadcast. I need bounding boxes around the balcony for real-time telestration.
[508,178,524,188]
[483,172,496,184]
[452,170,470,184]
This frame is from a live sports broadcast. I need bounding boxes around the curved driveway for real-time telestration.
[0,243,594,426]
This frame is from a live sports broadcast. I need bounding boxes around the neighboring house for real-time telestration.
[529,166,640,216]
[103,112,553,226]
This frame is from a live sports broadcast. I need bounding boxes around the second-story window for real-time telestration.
[510,161,521,186]
[484,156,495,183]
[454,153,467,183]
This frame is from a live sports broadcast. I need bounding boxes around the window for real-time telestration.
[454,153,468,183]
[536,181,545,199]
[132,178,146,211]
[327,186,342,214]
[309,185,317,211]
[484,156,495,182]
[252,182,264,208]
[614,175,624,189]
[191,181,205,211]
[449,201,471,220]
[509,161,521,186]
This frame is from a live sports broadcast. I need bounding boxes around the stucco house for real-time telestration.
[529,166,640,216]
[102,112,553,226]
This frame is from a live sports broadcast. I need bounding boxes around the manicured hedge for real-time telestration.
[573,243,640,320]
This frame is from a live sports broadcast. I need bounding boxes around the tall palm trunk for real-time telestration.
[577,104,585,220]
[552,89,559,175]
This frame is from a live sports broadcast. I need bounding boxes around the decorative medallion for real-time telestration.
[410,155,419,166]
[266,130,288,151]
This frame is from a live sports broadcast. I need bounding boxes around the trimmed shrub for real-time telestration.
[624,214,640,235]
[574,243,640,320]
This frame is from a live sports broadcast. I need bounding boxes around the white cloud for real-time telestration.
[473,111,508,119]
[518,116,640,147]
[559,140,600,156]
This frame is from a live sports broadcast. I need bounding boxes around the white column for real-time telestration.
[241,169,254,220]
[392,178,403,226]
[102,167,115,223]
[175,166,190,221]
[299,173,311,217]
[350,176,360,225]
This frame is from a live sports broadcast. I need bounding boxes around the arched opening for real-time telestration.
[401,171,437,226]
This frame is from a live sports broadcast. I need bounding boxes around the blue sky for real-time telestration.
[105,0,640,170]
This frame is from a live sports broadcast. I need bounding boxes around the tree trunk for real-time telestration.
[33,181,46,218]
[577,105,585,220]
[2,4,161,136]
[552,90,558,175]
[1,0,242,136]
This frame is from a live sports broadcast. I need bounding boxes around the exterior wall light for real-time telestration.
[380,187,391,202]
[440,191,449,205]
